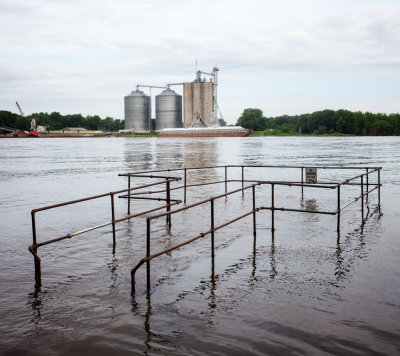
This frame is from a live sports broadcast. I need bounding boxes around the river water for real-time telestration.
[0,137,399,355]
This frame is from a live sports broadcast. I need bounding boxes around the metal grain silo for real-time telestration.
[124,89,151,131]
[155,88,182,130]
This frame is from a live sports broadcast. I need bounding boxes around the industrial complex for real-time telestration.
[124,67,251,137]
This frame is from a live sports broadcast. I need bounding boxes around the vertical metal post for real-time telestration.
[225,166,227,193]
[211,199,215,258]
[378,169,381,210]
[337,185,341,232]
[31,211,41,283]
[166,180,171,228]
[361,176,364,224]
[252,185,256,237]
[31,211,37,246]
[146,218,151,291]
[184,168,187,204]
[366,168,369,203]
[301,167,304,198]
[241,166,244,196]
[271,184,275,231]
[110,193,116,247]
[128,175,131,215]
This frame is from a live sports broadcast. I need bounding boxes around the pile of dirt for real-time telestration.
[4,130,29,137]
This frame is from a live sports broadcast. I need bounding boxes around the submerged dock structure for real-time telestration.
[29,165,382,293]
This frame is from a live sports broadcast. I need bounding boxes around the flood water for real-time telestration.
[0,136,399,355]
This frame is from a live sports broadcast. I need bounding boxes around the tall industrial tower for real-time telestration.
[183,66,223,128]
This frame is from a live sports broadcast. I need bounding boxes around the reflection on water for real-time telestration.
[28,287,42,327]
[184,139,218,186]
[130,208,384,348]
[183,139,217,168]
[301,198,318,211]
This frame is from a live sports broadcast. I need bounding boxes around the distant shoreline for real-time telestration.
[0,131,388,138]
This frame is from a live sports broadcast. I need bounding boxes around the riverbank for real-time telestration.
[249,131,354,137]
[0,132,158,138]
[0,131,382,138]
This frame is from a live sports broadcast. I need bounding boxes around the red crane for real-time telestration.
[16,101,39,137]
[15,101,24,116]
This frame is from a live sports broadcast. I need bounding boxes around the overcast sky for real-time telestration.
[1,0,399,124]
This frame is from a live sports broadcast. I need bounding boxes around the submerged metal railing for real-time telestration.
[29,176,181,287]
[29,165,382,292]
[130,183,260,293]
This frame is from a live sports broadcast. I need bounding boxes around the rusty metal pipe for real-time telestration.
[146,218,151,290]
[111,193,116,247]
[260,206,337,215]
[36,203,182,248]
[114,201,181,224]
[361,176,364,224]
[123,174,182,179]
[230,179,337,189]
[338,185,380,212]
[166,180,171,228]
[131,208,258,292]
[230,179,377,187]
[118,195,181,202]
[150,210,257,261]
[211,199,215,258]
[28,245,41,285]
[32,179,179,214]
[242,166,244,195]
[119,165,227,176]
[121,180,226,197]
[252,185,256,237]
[184,168,187,204]
[227,164,382,170]
[338,168,380,186]
[37,221,113,247]
[271,184,275,231]
[148,184,258,220]
[378,169,381,209]
[128,175,131,215]
[123,164,382,175]
[36,234,73,247]
[31,211,37,245]
[337,185,341,232]
[225,166,227,193]
[131,257,147,294]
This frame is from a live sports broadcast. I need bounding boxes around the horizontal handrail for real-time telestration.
[120,164,382,177]
[32,177,180,214]
[149,183,259,219]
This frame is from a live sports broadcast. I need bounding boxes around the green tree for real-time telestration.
[374,120,393,136]
[15,116,30,130]
[0,110,19,128]
[236,108,266,131]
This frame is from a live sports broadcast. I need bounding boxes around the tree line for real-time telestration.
[236,108,400,135]
[0,110,124,132]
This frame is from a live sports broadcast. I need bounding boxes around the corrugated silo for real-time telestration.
[155,88,182,130]
[124,89,151,131]
[183,82,214,127]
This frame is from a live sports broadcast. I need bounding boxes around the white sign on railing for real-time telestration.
[306,167,317,183]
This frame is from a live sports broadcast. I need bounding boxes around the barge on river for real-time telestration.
[157,126,251,137]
